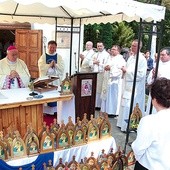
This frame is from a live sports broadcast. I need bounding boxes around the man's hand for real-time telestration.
[10,70,19,79]
[49,60,56,68]
[104,65,110,71]
[80,54,85,60]
[121,66,126,73]
[93,59,100,65]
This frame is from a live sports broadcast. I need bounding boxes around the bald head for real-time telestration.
[85,41,93,51]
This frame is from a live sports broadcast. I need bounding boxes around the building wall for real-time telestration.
[32,23,84,79]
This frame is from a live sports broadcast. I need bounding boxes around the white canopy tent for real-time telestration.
[0,0,166,25]
[0,0,166,73]
[0,0,167,153]
[0,0,166,74]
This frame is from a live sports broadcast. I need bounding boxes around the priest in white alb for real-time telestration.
[117,40,147,132]
[100,45,126,117]
[90,42,110,109]
[79,41,95,73]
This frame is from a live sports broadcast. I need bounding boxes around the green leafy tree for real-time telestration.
[84,22,134,50]
[135,0,170,50]
[92,23,102,47]
[129,20,154,52]
[84,23,102,49]
[84,24,94,49]
[112,22,134,48]
[162,10,170,47]
[99,23,113,49]
[162,0,170,10]
[84,0,170,51]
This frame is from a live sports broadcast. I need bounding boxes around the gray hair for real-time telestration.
[160,47,170,55]
[133,39,143,50]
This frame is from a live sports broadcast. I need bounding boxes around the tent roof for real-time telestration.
[0,0,166,25]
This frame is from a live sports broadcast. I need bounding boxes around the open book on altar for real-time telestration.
[34,76,59,83]
[33,76,59,93]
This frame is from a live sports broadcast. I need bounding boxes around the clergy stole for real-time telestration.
[46,53,57,64]
[46,53,57,107]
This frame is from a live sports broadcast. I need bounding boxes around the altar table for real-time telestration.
[0,88,75,137]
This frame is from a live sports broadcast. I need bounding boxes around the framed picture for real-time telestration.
[56,32,70,48]
[81,79,92,97]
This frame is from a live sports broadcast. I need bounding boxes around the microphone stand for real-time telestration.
[74,52,77,73]
[28,78,38,96]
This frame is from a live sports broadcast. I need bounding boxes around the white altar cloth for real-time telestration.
[57,95,75,124]
[6,155,38,167]
[0,88,75,124]
[53,136,116,167]
[6,136,116,167]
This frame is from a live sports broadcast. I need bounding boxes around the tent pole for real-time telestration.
[69,18,73,76]
[124,18,142,153]
[77,18,82,73]
[55,18,57,42]
[149,20,163,114]
[124,20,164,152]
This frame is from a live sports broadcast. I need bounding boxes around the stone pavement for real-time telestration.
[109,116,136,154]
[109,115,136,170]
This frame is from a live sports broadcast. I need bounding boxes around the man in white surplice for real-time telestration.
[117,40,147,132]
[90,42,110,108]
[38,40,64,115]
[79,41,95,73]
[100,45,126,116]
[145,47,170,115]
